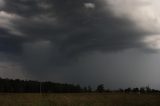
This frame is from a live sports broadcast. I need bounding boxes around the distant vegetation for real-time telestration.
[0,78,81,93]
[0,77,160,94]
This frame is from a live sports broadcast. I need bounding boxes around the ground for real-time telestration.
[0,93,160,106]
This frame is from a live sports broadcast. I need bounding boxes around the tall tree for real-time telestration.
[96,84,104,92]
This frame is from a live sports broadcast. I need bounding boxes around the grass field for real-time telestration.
[0,93,160,106]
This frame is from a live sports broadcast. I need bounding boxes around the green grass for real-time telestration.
[0,93,160,106]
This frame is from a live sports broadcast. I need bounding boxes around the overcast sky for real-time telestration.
[0,0,160,89]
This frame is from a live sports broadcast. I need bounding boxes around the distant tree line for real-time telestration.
[117,86,160,94]
[0,78,159,93]
[0,78,82,93]
[95,85,160,94]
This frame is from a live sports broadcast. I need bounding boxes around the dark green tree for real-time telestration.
[87,86,92,92]
[146,86,151,93]
[125,88,131,93]
[83,87,87,92]
[140,87,145,93]
[132,88,139,93]
[96,84,104,92]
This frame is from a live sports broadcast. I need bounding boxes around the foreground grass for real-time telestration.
[0,93,160,106]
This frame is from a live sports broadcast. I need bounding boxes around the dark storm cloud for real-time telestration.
[0,0,152,80]
[2,0,44,17]
[1,0,147,55]
[0,37,21,54]
[0,28,25,54]
[0,28,8,37]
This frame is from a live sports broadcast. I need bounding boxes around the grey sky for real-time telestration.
[0,0,160,89]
